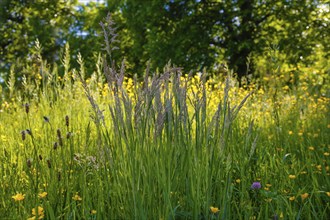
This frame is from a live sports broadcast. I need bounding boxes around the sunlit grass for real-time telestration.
[0,54,329,219]
[0,35,329,219]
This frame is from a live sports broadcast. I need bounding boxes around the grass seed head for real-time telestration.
[46,159,51,168]
[57,129,63,146]
[21,130,26,141]
[24,103,30,114]
[43,116,50,123]
[27,158,33,168]
[57,129,62,139]
[66,132,72,139]
[58,171,61,181]
[26,129,32,136]
[65,115,69,127]
[53,142,58,150]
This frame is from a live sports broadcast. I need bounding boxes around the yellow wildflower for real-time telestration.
[38,192,47,199]
[32,206,44,216]
[235,179,241,183]
[288,175,296,179]
[308,146,315,151]
[12,193,25,201]
[324,152,329,156]
[210,206,220,213]
[301,193,309,200]
[289,196,295,201]
[90,210,97,214]
[29,206,44,219]
[265,198,272,202]
[72,193,82,201]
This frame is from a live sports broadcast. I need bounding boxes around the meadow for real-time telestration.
[0,42,329,219]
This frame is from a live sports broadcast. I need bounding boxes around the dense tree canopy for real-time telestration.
[0,0,329,81]
[113,0,329,78]
[0,0,77,72]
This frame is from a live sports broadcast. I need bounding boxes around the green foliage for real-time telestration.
[0,0,78,77]
[1,0,329,82]
[103,0,329,79]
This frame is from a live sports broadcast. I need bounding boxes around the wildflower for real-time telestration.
[289,196,295,201]
[90,210,97,214]
[251,182,261,190]
[324,152,329,156]
[12,193,25,201]
[288,175,296,179]
[32,206,44,216]
[30,206,44,219]
[265,198,272,202]
[288,131,293,135]
[235,179,241,183]
[72,193,82,201]
[272,213,281,220]
[210,206,220,213]
[308,146,315,151]
[301,193,309,200]
[38,192,47,199]
[326,192,330,197]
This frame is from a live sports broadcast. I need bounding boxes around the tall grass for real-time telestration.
[0,16,329,220]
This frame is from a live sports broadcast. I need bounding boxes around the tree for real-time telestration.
[105,0,329,79]
[0,0,77,79]
[1,0,328,83]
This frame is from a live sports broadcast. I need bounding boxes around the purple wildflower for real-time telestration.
[251,181,261,190]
